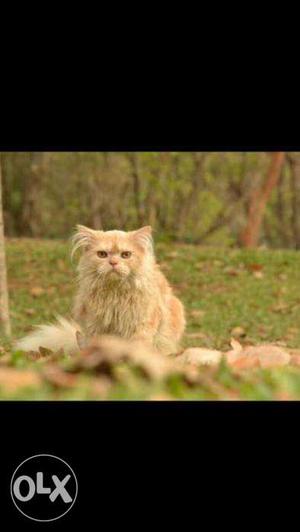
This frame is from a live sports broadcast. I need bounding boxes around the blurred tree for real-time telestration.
[177,152,206,238]
[240,152,285,248]
[0,155,11,336]
[2,151,299,249]
[127,153,144,226]
[287,153,300,249]
[21,152,47,236]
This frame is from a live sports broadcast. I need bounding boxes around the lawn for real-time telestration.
[1,238,300,400]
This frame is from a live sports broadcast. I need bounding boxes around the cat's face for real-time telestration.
[72,225,154,280]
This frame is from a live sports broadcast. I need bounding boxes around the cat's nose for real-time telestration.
[109,257,119,266]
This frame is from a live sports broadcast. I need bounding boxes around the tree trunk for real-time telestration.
[275,168,290,247]
[240,152,285,248]
[21,152,46,236]
[0,155,11,336]
[177,152,206,238]
[128,153,144,226]
[287,153,300,249]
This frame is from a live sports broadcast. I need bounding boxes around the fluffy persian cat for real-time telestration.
[15,225,186,355]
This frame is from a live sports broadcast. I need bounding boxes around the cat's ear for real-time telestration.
[71,224,101,258]
[130,226,153,252]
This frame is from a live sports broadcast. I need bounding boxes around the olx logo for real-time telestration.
[10,454,78,522]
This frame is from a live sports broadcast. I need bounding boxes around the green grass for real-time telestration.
[2,238,300,400]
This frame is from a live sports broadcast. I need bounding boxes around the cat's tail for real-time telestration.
[14,316,81,355]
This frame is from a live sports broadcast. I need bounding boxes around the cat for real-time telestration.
[15,225,186,355]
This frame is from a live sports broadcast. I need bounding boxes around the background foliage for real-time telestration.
[2,151,300,247]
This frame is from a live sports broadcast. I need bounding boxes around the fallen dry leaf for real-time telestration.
[225,339,243,364]
[278,273,288,281]
[249,345,290,367]
[247,263,264,272]
[165,251,179,259]
[176,347,222,366]
[30,286,45,297]
[41,365,78,388]
[0,368,41,393]
[26,347,65,362]
[231,326,246,338]
[289,355,300,367]
[189,309,206,319]
[195,262,212,272]
[26,350,45,361]
[253,271,264,279]
[271,302,291,313]
[226,343,291,369]
[230,338,243,350]
[287,348,300,356]
[275,391,295,401]
[90,377,112,397]
[149,393,174,401]
[25,308,36,316]
[39,346,53,357]
[224,267,241,276]
[75,335,176,381]
[230,355,261,370]
[273,340,288,347]
[286,327,298,335]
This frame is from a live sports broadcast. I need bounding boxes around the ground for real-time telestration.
[1,238,300,400]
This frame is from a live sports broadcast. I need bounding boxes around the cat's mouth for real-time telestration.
[108,267,124,277]
[105,269,130,283]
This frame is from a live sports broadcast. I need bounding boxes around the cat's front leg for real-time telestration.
[130,310,161,349]
[72,293,88,323]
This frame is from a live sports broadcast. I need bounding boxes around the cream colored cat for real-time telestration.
[15,225,186,355]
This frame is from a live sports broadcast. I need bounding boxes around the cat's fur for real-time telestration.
[15,225,185,355]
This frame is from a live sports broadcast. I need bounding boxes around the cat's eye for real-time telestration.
[97,250,108,258]
[121,251,132,259]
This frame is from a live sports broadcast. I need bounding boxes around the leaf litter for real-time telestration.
[2,332,300,398]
